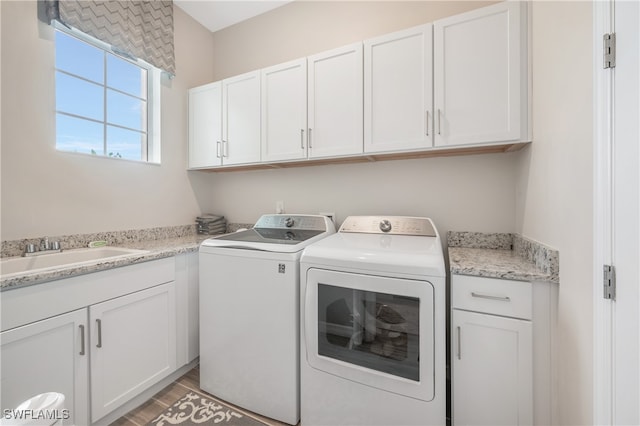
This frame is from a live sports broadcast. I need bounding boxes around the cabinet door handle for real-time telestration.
[300,129,305,149]
[456,326,461,360]
[223,140,228,158]
[216,141,221,158]
[308,128,313,148]
[79,324,86,356]
[437,109,441,135]
[471,292,511,302]
[96,319,102,348]
[425,111,429,136]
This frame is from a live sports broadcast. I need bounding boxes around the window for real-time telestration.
[54,28,160,162]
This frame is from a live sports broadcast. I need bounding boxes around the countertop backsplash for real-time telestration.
[1,224,198,258]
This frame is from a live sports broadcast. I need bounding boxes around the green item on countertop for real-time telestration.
[88,240,108,248]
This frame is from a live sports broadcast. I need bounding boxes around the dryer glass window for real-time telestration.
[317,284,420,381]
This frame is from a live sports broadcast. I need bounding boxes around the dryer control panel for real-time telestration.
[254,214,332,231]
[339,216,437,236]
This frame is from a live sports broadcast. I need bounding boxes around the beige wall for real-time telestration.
[516,2,593,424]
[208,153,519,239]
[211,1,494,80]
[0,1,215,240]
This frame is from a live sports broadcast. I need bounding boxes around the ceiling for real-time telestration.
[174,1,293,33]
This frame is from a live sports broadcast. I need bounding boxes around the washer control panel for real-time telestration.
[339,216,437,237]
[254,214,331,231]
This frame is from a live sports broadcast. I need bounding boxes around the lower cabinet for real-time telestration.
[452,309,532,425]
[0,258,187,425]
[0,308,89,425]
[90,283,177,422]
[451,275,534,426]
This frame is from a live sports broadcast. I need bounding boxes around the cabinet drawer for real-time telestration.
[452,275,532,320]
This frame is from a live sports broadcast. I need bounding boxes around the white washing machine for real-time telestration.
[300,216,446,425]
[199,214,335,425]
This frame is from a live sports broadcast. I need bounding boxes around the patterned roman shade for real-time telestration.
[45,0,175,75]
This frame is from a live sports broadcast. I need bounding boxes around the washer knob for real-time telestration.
[285,217,295,228]
[379,219,392,233]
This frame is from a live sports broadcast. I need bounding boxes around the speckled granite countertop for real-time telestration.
[448,232,559,284]
[0,223,252,291]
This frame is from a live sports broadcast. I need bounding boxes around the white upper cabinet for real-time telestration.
[434,1,528,146]
[188,81,222,168]
[261,58,308,162]
[308,43,363,159]
[188,1,530,170]
[364,23,433,154]
[222,71,261,165]
[188,72,261,168]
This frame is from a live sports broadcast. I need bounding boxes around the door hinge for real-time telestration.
[603,33,616,69]
[603,264,616,300]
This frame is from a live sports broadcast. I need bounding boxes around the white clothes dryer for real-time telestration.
[199,214,335,425]
[300,216,446,425]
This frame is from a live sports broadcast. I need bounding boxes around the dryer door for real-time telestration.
[303,268,435,401]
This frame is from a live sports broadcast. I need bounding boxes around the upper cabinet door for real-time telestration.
[434,1,527,147]
[308,43,363,159]
[223,71,261,166]
[261,58,308,162]
[364,23,433,154]
[188,82,222,168]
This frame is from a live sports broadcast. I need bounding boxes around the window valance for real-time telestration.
[44,0,175,76]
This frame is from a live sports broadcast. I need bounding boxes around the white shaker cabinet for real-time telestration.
[188,71,261,168]
[308,43,363,159]
[261,58,308,162]
[223,71,261,165]
[364,23,433,154]
[434,1,528,147]
[0,309,89,426]
[188,81,223,168]
[451,275,533,426]
[452,310,533,426]
[90,282,177,422]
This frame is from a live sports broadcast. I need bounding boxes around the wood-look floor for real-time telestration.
[109,365,288,426]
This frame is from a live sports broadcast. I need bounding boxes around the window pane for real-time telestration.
[54,29,154,162]
[107,54,147,98]
[56,114,104,155]
[107,126,143,160]
[55,31,104,83]
[107,90,145,131]
[56,71,103,121]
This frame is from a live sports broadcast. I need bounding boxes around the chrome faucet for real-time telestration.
[40,237,50,251]
[23,237,62,257]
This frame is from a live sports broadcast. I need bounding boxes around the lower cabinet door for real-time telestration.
[0,308,89,426]
[90,282,177,422]
[452,309,533,426]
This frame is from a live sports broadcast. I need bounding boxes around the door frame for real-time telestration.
[593,0,614,423]
[593,0,640,423]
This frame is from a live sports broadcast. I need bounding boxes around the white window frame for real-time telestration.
[53,22,161,164]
